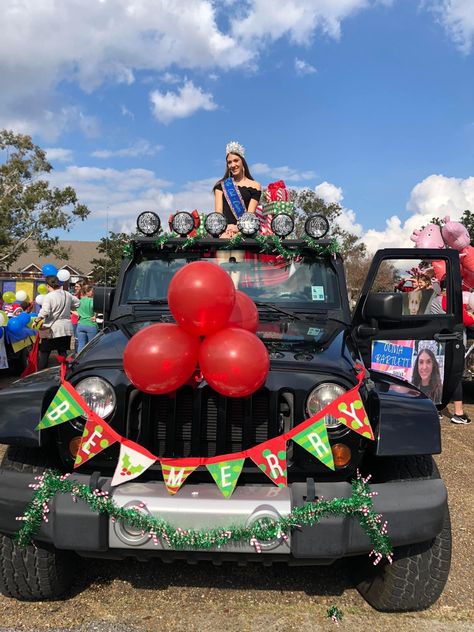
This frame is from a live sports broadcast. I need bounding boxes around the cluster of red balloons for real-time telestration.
[123,262,270,397]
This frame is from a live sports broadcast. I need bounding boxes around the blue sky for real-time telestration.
[1,0,473,250]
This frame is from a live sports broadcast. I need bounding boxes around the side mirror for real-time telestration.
[363,292,402,321]
[93,287,115,321]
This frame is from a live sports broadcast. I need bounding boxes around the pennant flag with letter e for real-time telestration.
[335,391,374,440]
[36,382,87,430]
[207,458,245,498]
[161,461,198,495]
[111,439,157,487]
[291,417,334,470]
[74,412,121,467]
[249,435,287,487]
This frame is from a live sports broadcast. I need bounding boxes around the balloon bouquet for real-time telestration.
[124,262,269,397]
[410,216,474,325]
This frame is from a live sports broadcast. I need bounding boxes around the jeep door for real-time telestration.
[351,248,463,408]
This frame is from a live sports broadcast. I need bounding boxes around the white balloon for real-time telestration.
[35,294,44,305]
[57,268,71,282]
[15,290,27,302]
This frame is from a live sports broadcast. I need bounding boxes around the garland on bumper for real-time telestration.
[15,469,392,563]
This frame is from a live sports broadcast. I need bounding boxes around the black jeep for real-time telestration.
[0,221,464,612]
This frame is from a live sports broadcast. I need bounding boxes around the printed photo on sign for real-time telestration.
[371,339,445,404]
[402,289,437,316]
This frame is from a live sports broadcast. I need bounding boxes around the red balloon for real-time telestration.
[124,323,200,394]
[228,291,259,333]
[199,327,270,398]
[168,261,235,336]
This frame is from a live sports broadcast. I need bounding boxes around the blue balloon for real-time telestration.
[0,327,3,340]
[17,312,31,326]
[42,263,58,276]
[6,317,23,334]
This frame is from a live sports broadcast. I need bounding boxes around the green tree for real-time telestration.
[0,130,89,269]
[90,231,133,286]
[459,210,474,242]
[289,188,367,300]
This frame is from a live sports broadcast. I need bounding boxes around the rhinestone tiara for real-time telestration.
[226,140,245,157]
[416,339,440,356]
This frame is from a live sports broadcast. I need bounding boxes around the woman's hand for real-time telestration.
[220,224,239,239]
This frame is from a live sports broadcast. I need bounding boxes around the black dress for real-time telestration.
[214,182,261,224]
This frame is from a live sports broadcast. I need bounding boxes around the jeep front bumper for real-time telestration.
[0,469,447,561]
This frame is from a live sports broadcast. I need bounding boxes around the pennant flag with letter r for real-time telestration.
[36,382,87,430]
[249,435,288,487]
[74,412,121,467]
[111,440,157,487]
[292,417,334,470]
[207,458,245,498]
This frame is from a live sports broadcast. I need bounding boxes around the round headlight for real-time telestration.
[205,212,227,237]
[136,211,161,236]
[306,383,346,429]
[237,212,260,236]
[75,377,116,419]
[271,213,294,237]
[305,214,329,239]
[172,211,195,236]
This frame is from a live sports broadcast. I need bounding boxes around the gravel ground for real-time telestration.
[0,372,472,632]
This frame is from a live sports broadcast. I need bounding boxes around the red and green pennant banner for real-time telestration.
[111,439,156,486]
[38,364,374,497]
[291,417,334,471]
[161,460,199,495]
[249,434,288,487]
[36,381,87,430]
[206,458,245,497]
[74,412,121,468]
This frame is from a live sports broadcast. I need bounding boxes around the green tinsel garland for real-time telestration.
[224,233,245,249]
[122,242,134,257]
[15,471,392,562]
[327,605,344,624]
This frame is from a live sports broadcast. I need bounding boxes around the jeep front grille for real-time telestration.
[127,385,282,458]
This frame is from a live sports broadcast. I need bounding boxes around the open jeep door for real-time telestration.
[351,248,464,408]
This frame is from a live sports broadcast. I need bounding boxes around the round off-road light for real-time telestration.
[237,212,261,236]
[75,377,116,419]
[305,214,329,239]
[306,383,346,429]
[271,213,294,237]
[172,211,195,236]
[205,212,227,237]
[136,211,161,236]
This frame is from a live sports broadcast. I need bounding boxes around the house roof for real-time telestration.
[7,240,100,276]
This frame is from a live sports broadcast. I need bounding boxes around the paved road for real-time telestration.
[0,369,473,631]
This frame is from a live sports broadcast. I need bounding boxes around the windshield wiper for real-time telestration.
[254,302,303,321]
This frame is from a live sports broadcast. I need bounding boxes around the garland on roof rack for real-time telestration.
[15,469,392,563]
[123,233,341,260]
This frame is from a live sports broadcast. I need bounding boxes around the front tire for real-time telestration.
[352,455,452,612]
[0,446,76,601]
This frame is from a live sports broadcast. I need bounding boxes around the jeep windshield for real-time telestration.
[121,249,342,313]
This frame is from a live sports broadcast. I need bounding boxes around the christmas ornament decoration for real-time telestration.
[74,413,121,467]
[206,458,245,498]
[111,440,156,486]
[36,382,87,430]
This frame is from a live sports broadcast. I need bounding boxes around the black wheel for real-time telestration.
[352,455,452,612]
[0,446,76,601]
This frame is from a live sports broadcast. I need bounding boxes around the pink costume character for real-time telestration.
[410,223,446,282]
[441,216,474,292]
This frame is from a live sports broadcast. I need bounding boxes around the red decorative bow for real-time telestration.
[267,180,289,201]
[168,209,201,236]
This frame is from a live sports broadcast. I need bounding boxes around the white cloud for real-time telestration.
[295,58,317,75]
[427,0,474,53]
[120,105,135,119]
[231,0,378,44]
[44,148,74,163]
[362,174,474,252]
[251,162,316,182]
[150,81,217,124]
[315,181,343,205]
[92,140,163,159]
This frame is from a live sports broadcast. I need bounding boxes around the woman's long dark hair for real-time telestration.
[412,348,442,402]
[213,153,254,191]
